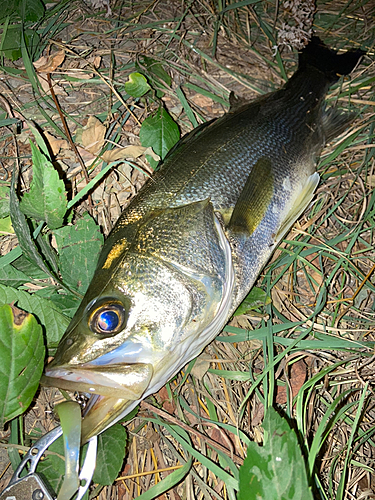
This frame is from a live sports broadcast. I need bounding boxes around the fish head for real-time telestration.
[44,200,234,442]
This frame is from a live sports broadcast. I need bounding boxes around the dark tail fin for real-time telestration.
[299,37,365,83]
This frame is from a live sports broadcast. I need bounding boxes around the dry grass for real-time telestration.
[0,0,374,498]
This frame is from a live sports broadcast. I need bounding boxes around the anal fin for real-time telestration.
[275,172,320,242]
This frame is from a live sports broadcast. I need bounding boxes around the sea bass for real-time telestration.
[43,38,364,442]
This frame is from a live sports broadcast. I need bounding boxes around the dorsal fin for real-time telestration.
[229,91,249,113]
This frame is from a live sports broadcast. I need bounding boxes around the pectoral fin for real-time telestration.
[274,172,320,242]
[228,157,274,236]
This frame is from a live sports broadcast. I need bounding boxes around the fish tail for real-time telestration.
[299,37,365,83]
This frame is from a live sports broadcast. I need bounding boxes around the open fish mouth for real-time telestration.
[42,362,153,442]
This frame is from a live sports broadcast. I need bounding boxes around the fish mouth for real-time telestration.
[42,362,153,442]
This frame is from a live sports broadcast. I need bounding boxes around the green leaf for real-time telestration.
[0,263,30,287]
[137,56,171,88]
[19,0,45,22]
[53,214,104,294]
[92,424,127,486]
[36,435,65,494]
[238,408,313,500]
[13,254,49,280]
[0,304,44,427]
[0,0,45,22]
[124,72,151,97]
[10,169,55,277]
[0,25,39,61]
[35,288,81,319]
[20,142,67,229]
[234,286,271,316]
[0,185,10,218]
[0,283,70,347]
[139,107,180,169]
[0,216,14,234]
[136,457,193,500]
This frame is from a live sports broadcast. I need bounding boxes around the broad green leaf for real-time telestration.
[238,408,313,500]
[10,169,55,277]
[20,142,67,229]
[53,214,104,294]
[0,216,14,234]
[0,263,30,287]
[0,25,40,61]
[0,0,45,22]
[125,72,150,97]
[92,424,127,486]
[19,0,45,22]
[0,283,70,347]
[137,56,171,88]
[35,288,81,319]
[0,186,10,218]
[234,286,271,316]
[139,107,180,169]
[13,254,49,280]
[36,435,65,494]
[0,304,44,427]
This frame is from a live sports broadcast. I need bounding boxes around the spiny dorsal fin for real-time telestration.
[229,91,250,113]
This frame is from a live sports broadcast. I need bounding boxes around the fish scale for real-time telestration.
[43,37,365,442]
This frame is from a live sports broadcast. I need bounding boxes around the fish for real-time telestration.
[43,37,364,443]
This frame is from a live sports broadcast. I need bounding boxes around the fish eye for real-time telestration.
[89,303,126,335]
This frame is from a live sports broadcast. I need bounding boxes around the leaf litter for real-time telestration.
[0,0,374,499]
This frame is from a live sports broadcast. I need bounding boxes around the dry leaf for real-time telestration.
[276,359,307,404]
[156,386,175,414]
[76,146,96,165]
[33,50,65,73]
[191,94,213,108]
[144,146,160,162]
[191,353,211,380]
[101,145,160,163]
[44,132,69,155]
[88,55,102,68]
[81,116,106,155]
[65,70,94,80]
[37,74,67,96]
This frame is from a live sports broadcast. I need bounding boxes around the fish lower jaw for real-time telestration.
[42,361,153,399]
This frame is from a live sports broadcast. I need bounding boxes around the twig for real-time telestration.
[46,73,94,214]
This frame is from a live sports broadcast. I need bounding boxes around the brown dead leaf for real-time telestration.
[191,94,213,109]
[207,426,234,453]
[101,145,160,163]
[65,70,94,80]
[44,132,69,155]
[37,74,67,96]
[81,116,106,155]
[276,359,307,404]
[191,353,211,380]
[88,55,102,68]
[101,145,146,163]
[156,386,176,414]
[33,50,65,73]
